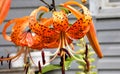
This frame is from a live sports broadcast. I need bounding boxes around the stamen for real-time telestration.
[60,48,71,57]
[12,52,24,62]
[24,47,29,64]
[41,51,46,65]
[8,60,11,69]
[70,43,74,50]
[0,56,3,65]
[38,61,42,73]
[65,37,86,64]
[0,47,24,61]
[7,54,10,63]
[24,62,30,74]
[47,44,61,63]
[60,55,65,74]
[28,52,37,66]
[12,47,25,62]
[46,35,62,63]
[64,38,76,54]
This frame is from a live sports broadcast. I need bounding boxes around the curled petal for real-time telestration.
[61,1,92,39]
[2,19,17,41]
[30,6,49,16]
[60,4,83,18]
[2,16,28,44]
[11,16,29,46]
[61,1,92,20]
[62,1,103,58]
[29,6,49,28]
[86,22,103,58]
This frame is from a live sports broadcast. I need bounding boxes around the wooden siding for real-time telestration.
[95,18,120,74]
[0,0,120,74]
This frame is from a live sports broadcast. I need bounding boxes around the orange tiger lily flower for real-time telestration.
[61,0,103,58]
[2,6,49,48]
[0,0,11,25]
[29,9,90,63]
[0,6,49,61]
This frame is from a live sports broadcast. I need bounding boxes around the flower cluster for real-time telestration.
[0,0,103,73]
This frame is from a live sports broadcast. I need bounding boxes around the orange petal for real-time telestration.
[30,6,49,16]
[26,32,34,47]
[2,18,19,41]
[60,4,83,19]
[29,6,49,25]
[42,26,59,43]
[42,18,53,27]
[30,21,59,44]
[53,11,69,32]
[44,38,59,48]
[11,16,29,46]
[0,0,11,25]
[30,35,43,50]
[67,18,90,39]
[19,32,28,46]
[44,35,72,48]
[86,22,103,58]
[61,1,91,20]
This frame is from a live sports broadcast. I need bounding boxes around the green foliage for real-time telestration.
[75,39,97,74]
[42,64,61,73]
[40,57,74,74]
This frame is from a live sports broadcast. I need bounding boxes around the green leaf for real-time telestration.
[38,12,45,20]
[88,52,95,57]
[78,66,84,70]
[64,57,74,70]
[42,64,61,74]
[58,6,70,14]
[88,58,95,63]
[74,54,86,65]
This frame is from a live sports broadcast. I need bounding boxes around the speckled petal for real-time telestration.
[11,16,29,46]
[53,11,69,32]
[66,18,90,39]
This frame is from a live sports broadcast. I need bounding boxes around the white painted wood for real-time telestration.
[101,44,120,56]
[98,57,120,69]
[89,0,120,18]
[95,19,120,30]
[98,30,120,43]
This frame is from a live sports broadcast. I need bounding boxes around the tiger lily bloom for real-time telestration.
[0,6,49,61]
[29,7,90,64]
[0,0,11,25]
[29,2,103,65]
[61,0,103,58]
